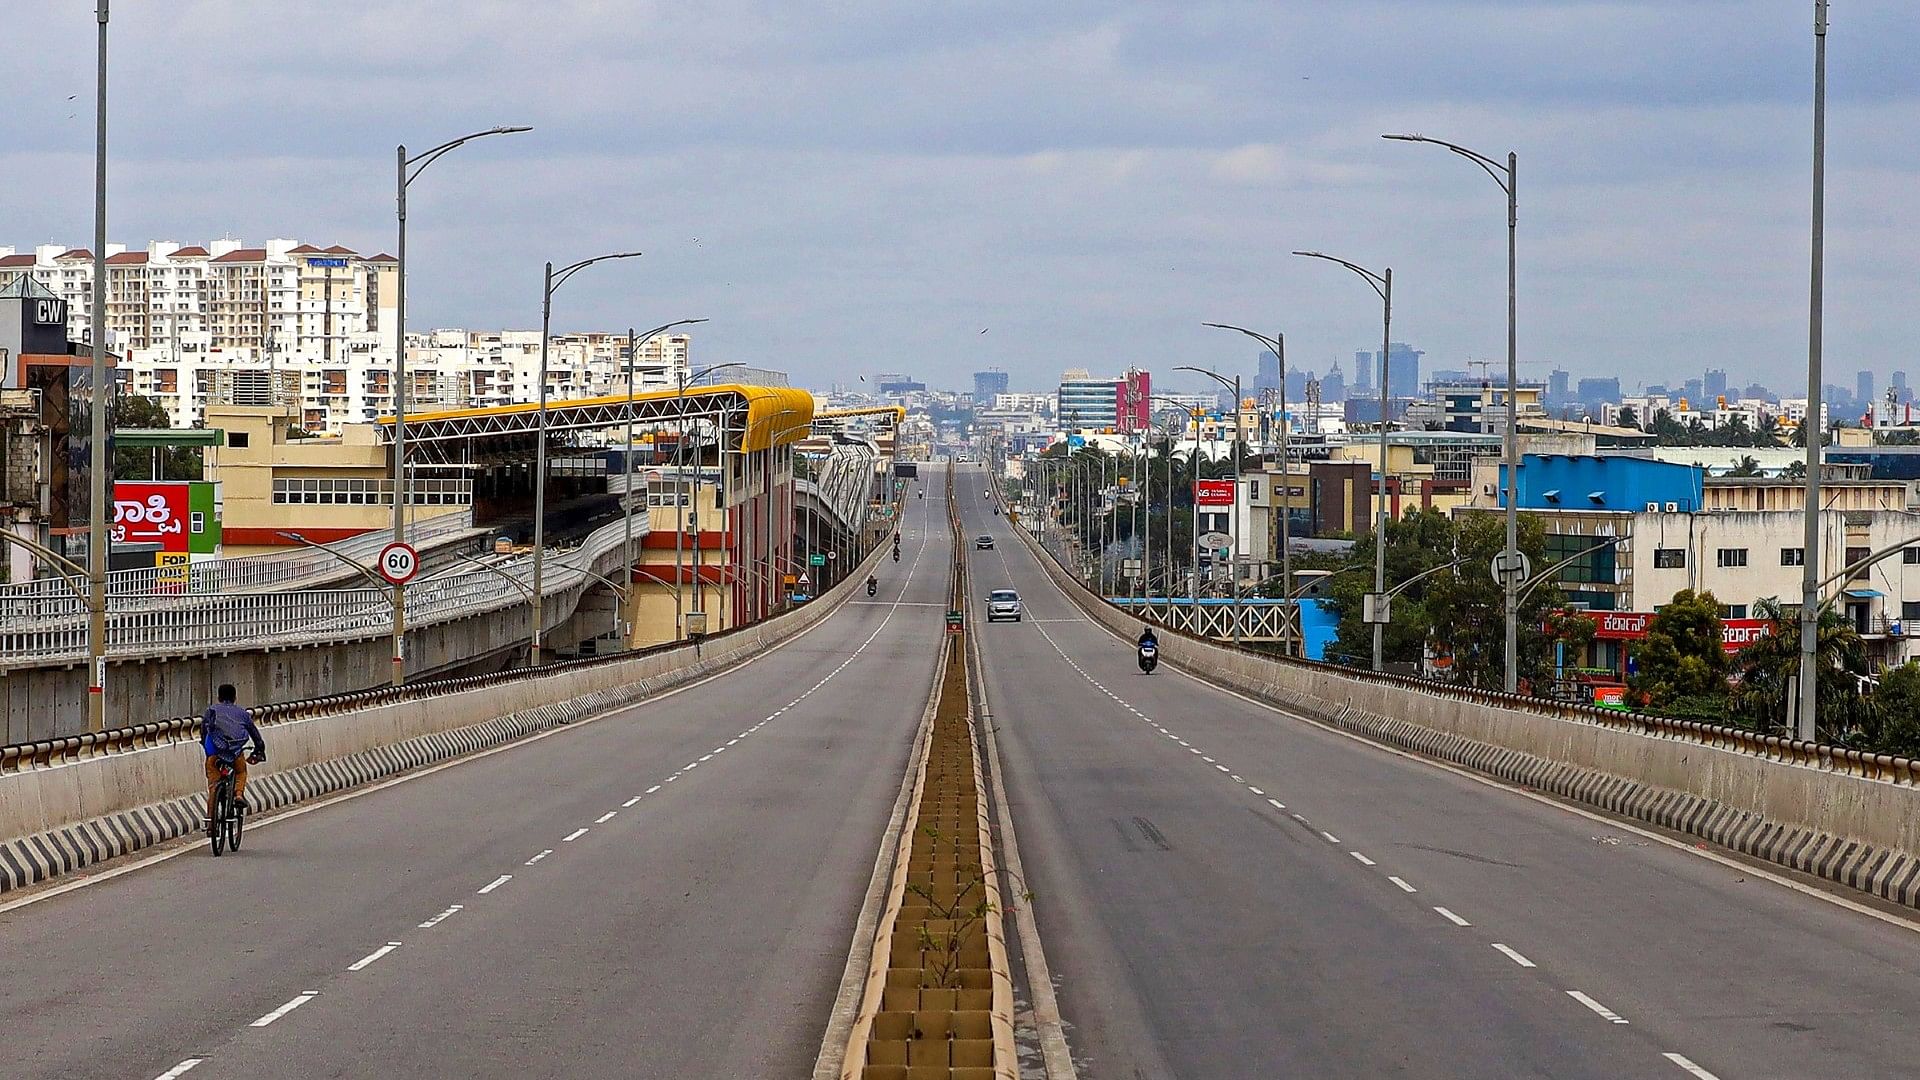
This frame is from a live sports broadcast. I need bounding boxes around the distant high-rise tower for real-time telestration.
[1895,371,1912,405]
[1353,350,1374,393]
[1255,349,1281,392]
[972,369,1009,405]
[1857,369,1874,410]
[1381,342,1422,399]
[1704,368,1728,400]
[1548,369,1570,403]
[1322,361,1346,403]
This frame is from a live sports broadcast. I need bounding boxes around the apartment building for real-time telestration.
[1,239,691,434]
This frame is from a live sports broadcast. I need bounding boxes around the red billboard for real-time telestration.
[1578,609,1772,654]
[1195,479,1236,507]
[111,483,190,551]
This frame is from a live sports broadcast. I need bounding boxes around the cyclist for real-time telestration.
[203,683,266,817]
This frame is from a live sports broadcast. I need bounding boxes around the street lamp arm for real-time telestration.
[685,361,749,389]
[1174,365,1238,395]
[1287,562,1368,600]
[1382,133,1511,193]
[452,551,535,603]
[404,125,532,185]
[551,250,644,293]
[277,531,396,601]
[1292,250,1388,300]
[1384,555,1466,601]
[1202,322,1282,362]
[1817,531,1920,598]
[1516,534,1630,605]
[0,529,91,601]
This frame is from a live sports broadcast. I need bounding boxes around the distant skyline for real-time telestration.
[8,3,1918,394]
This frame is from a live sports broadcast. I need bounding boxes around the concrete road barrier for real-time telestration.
[0,529,898,895]
[1006,503,1920,912]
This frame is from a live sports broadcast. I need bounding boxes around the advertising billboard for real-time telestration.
[1195,479,1236,507]
[112,481,222,564]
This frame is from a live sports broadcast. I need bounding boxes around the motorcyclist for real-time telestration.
[1138,626,1158,650]
[866,574,878,596]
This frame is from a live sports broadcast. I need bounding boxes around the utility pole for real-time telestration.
[1797,0,1829,742]
[86,0,110,732]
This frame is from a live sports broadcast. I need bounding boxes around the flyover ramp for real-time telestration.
[955,464,1920,1080]
[0,474,952,1080]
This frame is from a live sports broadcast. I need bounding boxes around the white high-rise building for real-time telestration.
[0,239,690,433]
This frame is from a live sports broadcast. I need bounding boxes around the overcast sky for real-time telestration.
[7,2,1916,396]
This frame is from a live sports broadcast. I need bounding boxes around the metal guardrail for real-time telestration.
[0,511,475,602]
[0,480,908,775]
[0,511,631,666]
[992,468,1920,789]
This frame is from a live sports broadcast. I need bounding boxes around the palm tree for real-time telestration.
[1754,414,1782,447]
[1728,598,1871,742]
[1728,455,1761,478]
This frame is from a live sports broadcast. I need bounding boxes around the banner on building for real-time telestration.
[111,481,222,561]
[1572,609,1773,654]
[1195,479,1236,507]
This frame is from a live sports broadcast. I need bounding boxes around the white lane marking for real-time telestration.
[1248,787,1265,795]
[1567,990,1630,1024]
[477,874,513,895]
[698,754,713,762]
[1492,943,1536,968]
[561,827,589,842]
[665,775,678,783]
[152,1059,203,1079]
[1230,775,1245,783]
[646,784,662,794]
[1214,764,1231,773]
[1389,876,1417,893]
[1201,756,1216,763]
[1320,831,1341,844]
[1188,748,1203,755]
[525,849,552,866]
[1291,813,1309,823]
[418,904,462,928]
[249,991,318,1027]
[727,738,739,745]
[595,811,618,823]
[622,796,641,807]
[685,762,700,771]
[1267,799,1287,810]
[1350,852,1376,866]
[1434,906,1471,926]
[1663,1053,1723,1079]
[348,942,402,971]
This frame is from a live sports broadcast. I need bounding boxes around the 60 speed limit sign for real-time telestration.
[378,542,421,585]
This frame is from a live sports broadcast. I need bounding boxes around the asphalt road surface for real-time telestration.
[0,473,949,1080]
[956,464,1920,1080]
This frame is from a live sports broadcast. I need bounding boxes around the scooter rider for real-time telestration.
[867,574,878,596]
[1137,625,1158,650]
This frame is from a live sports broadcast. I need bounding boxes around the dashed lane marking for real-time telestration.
[1492,944,1537,968]
[525,849,551,866]
[622,797,642,807]
[561,828,589,842]
[1663,1053,1724,1079]
[1350,852,1376,866]
[348,942,402,971]
[1389,876,1418,893]
[477,874,512,895]
[417,904,462,929]
[249,991,318,1028]
[1320,831,1341,844]
[1567,990,1630,1024]
[152,1060,203,1079]
[1434,906,1472,927]
[595,811,618,823]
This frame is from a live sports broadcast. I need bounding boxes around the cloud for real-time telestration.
[2,1,1916,394]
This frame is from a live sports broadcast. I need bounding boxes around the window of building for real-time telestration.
[1846,546,1870,569]
[1721,604,1748,619]
[1904,548,1920,565]
[1653,548,1686,569]
[1781,547,1804,566]
[1545,534,1616,585]
[1905,601,1920,622]
[1716,548,1748,568]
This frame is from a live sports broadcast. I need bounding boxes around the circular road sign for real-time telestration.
[1489,549,1531,586]
[379,542,421,585]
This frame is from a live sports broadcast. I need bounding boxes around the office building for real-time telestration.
[1353,351,1373,394]
[1704,368,1729,401]
[1057,369,1151,432]
[1256,350,1280,392]
[1548,369,1570,403]
[973,369,1009,405]
[1858,370,1875,410]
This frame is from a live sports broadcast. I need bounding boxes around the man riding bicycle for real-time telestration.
[203,683,266,817]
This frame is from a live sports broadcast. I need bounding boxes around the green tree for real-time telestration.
[1728,598,1871,742]
[1615,404,1639,430]
[1870,663,1920,757]
[1421,511,1570,691]
[1727,455,1761,478]
[1630,589,1728,708]
[111,394,202,481]
[1322,508,1453,669]
[1753,414,1782,447]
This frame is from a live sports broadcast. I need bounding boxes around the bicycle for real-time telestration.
[208,756,248,856]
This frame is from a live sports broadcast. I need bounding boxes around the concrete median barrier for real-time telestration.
[0,529,898,895]
[1006,502,1920,912]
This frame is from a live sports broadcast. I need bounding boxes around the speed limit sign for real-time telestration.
[378,542,420,585]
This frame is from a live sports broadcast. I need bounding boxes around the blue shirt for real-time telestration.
[202,702,264,760]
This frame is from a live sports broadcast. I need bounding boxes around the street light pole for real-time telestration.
[394,124,530,685]
[1384,131,1521,692]
[86,0,109,731]
[1205,325,1293,654]
[1178,365,1247,647]
[675,362,746,640]
[1295,251,1392,672]
[530,251,642,667]
[620,319,706,646]
[1798,0,1829,741]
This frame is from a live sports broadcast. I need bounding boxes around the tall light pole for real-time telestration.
[1296,251,1392,672]
[395,123,531,684]
[1206,324,1295,655]
[85,0,110,731]
[1385,131,1521,692]
[676,362,746,639]
[1177,365,1246,647]
[529,251,642,667]
[1798,0,1829,742]
[622,319,707,645]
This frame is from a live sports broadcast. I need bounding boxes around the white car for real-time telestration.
[986,589,1023,622]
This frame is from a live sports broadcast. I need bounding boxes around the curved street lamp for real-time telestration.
[674,362,747,639]
[1206,323,1297,654]
[1176,364,1246,647]
[1385,131,1522,694]
[530,250,644,667]
[1295,250,1393,672]
[393,123,532,686]
[619,319,708,641]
